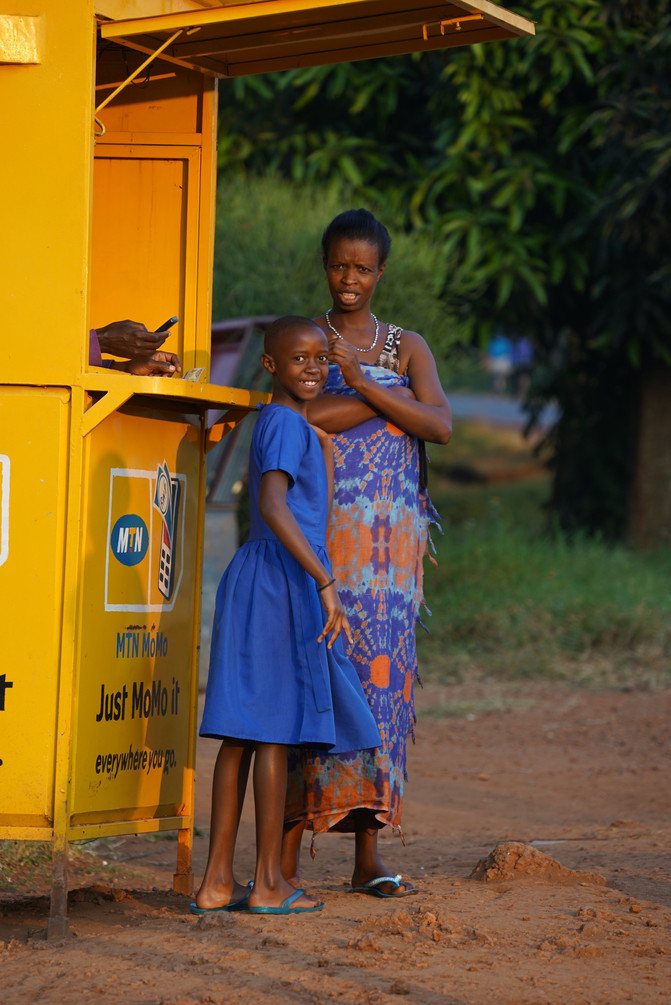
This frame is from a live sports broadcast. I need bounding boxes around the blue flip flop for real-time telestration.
[350,874,419,899]
[245,888,324,915]
[189,881,253,915]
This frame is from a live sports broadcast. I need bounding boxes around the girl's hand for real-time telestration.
[309,422,333,450]
[327,336,365,388]
[317,583,354,649]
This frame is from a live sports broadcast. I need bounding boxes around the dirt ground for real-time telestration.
[1,680,670,1005]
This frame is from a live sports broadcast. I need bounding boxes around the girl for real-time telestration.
[283,211,452,898]
[193,315,381,916]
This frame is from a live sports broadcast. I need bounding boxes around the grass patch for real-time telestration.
[418,694,537,718]
[418,429,671,690]
[0,840,123,893]
[0,841,55,890]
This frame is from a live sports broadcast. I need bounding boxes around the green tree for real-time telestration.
[216,0,671,544]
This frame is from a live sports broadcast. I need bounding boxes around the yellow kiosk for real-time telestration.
[0,0,534,938]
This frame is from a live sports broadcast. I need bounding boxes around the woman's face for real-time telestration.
[323,238,386,313]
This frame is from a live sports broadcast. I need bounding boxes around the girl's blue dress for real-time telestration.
[200,403,381,753]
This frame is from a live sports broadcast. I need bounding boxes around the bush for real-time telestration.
[418,438,671,688]
[212,173,460,366]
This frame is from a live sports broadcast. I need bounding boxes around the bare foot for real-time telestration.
[248,879,320,911]
[281,819,306,889]
[194,879,250,910]
[351,819,418,897]
[283,873,303,889]
[352,856,418,897]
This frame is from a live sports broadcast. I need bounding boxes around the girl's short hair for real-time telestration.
[264,315,322,353]
[321,209,392,265]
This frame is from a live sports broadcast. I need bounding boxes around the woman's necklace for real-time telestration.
[325,309,380,353]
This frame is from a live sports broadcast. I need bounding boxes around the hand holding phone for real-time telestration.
[156,316,178,333]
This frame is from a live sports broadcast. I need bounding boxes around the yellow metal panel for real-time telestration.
[0,827,54,841]
[194,79,218,378]
[92,57,216,377]
[70,405,202,825]
[0,387,70,827]
[97,0,226,19]
[100,0,535,77]
[68,815,187,841]
[90,148,199,368]
[0,14,44,63]
[94,57,206,135]
[79,372,268,410]
[0,1,95,384]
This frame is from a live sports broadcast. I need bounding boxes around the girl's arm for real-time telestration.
[258,469,352,648]
[327,331,452,444]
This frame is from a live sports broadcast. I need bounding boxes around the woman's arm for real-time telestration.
[258,470,352,647]
[306,393,379,433]
[328,332,452,444]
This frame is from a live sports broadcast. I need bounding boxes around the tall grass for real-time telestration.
[418,432,671,689]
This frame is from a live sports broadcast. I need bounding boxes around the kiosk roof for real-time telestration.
[100,0,535,77]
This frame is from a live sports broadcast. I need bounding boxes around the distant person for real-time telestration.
[511,336,534,397]
[486,332,513,393]
[89,318,181,375]
[282,209,451,899]
[193,316,380,916]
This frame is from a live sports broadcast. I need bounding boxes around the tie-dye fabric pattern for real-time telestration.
[284,360,439,835]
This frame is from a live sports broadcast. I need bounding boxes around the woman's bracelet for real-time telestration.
[316,577,336,593]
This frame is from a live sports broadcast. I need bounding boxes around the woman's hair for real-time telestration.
[321,209,392,265]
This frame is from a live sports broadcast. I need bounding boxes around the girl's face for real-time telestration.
[323,238,385,314]
[262,326,329,411]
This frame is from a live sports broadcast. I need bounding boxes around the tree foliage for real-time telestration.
[217,0,671,538]
[212,174,454,373]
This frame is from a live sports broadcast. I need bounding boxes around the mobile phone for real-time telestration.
[156,316,178,332]
[158,476,181,601]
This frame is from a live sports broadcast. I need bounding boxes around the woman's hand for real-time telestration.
[327,329,451,444]
[114,351,181,376]
[96,319,169,358]
[327,335,366,388]
[317,583,354,649]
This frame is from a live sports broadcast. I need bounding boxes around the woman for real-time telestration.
[282,209,452,898]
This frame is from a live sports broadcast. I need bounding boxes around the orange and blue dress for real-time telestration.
[285,325,439,835]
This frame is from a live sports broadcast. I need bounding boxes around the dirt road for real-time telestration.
[1,681,669,1004]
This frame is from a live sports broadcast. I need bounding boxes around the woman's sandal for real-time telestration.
[350,874,419,898]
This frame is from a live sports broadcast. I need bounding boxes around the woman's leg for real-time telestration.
[281,818,306,887]
[194,739,253,909]
[351,810,416,896]
[248,743,320,910]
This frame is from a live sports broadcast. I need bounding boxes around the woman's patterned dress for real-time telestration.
[285,325,439,837]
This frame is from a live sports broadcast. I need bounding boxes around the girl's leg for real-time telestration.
[281,818,306,887]
[351,810,416,896]
[195,739,253,909]
[248,743,320,910]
